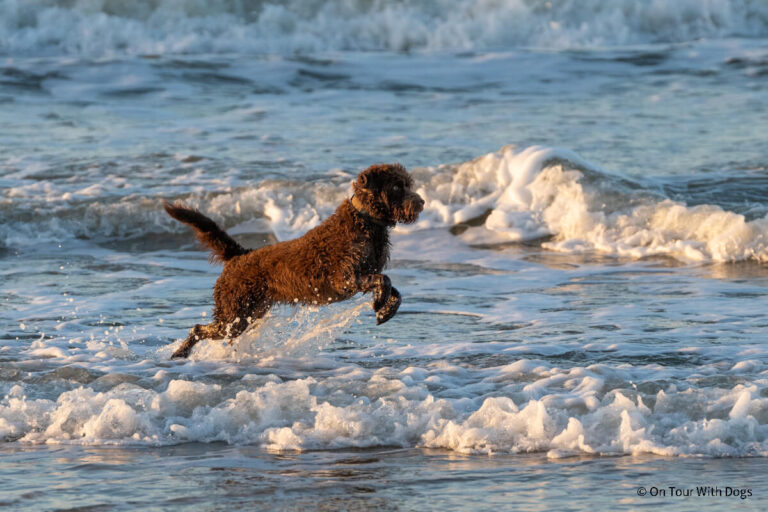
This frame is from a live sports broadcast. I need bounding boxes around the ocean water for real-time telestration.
[2,1,768,510]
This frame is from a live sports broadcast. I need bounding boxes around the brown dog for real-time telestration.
[165,163,424,358]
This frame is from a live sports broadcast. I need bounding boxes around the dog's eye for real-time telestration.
[393,185,400,192]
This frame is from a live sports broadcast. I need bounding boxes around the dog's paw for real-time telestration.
[376,287,401,325]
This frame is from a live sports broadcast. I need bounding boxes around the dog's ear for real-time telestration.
[358,166,381,191]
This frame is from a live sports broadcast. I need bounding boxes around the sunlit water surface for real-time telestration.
[2,4,768,510]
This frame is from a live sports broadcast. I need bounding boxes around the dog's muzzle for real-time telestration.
[401,193,424,224]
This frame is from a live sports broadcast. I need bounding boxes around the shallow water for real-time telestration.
[2,444,767,511]
[3,1,768,510]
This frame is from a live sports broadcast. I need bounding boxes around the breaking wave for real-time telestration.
[4,144,768,263]
[1,0,768,56]
[412,145,768,263]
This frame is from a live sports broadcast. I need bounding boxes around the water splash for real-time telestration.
[183,299,370,361]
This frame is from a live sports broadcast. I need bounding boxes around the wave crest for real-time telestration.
[2,0,768,56]
[415,145,768,262]
[4,144,768,263]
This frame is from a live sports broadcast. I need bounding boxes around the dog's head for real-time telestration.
[353,163,424,225]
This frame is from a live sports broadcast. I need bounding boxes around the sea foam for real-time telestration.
[3,360,767,456]
[411,145,768,262]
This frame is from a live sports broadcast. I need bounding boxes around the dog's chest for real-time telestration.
[358,231,388,274]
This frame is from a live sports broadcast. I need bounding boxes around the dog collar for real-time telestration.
[350,196,391,227]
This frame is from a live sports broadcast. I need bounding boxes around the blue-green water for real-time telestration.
[2,2,768,510]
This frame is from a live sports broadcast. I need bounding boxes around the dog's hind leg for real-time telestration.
[358,274,401,324]
[171,322,226,359]
[224,310,266,346]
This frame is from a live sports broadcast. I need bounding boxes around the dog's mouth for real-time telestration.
[395,194,425,224]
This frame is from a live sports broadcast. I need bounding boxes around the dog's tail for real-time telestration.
[164,202,248,263]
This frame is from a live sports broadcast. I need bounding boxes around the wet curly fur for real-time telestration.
[165,163,424,359]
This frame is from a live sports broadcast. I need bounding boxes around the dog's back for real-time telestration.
[221,201,388,307]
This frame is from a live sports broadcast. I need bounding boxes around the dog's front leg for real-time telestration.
[358,274,401,325]
[359,274,391,310]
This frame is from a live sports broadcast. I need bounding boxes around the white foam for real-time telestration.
[412,145,768,263]
[3,362,767,456]
[1,0,767,56]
